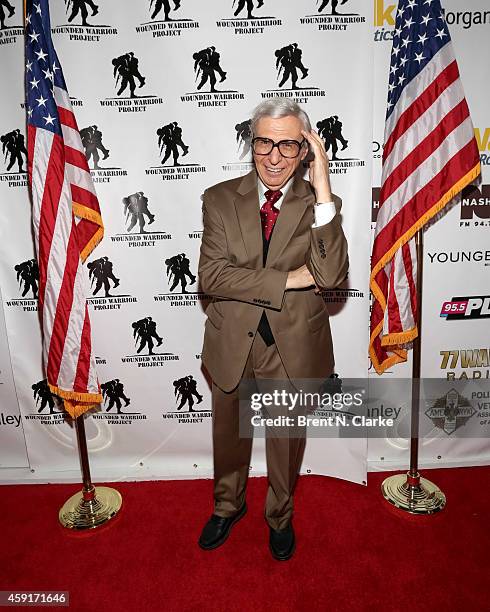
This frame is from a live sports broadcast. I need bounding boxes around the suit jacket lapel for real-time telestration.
[234,170,263,269]
[266,174,311,268]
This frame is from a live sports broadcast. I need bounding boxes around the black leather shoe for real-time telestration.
[198,503,247,550]
[269,523,295,561]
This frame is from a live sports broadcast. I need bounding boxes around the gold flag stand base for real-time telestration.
[381,471,446,515]
[59,414,122,530]
[59,484,122,530]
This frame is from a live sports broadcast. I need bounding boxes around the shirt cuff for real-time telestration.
[312,202,336,228]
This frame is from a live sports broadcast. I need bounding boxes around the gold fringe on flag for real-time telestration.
[369,162,481,375]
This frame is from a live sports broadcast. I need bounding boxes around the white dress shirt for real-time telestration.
[258,177,336,227]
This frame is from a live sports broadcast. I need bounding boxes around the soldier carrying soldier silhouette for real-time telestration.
[173,375,203,412]
[275,43,309,90]
[15,259,39,299]
[0,0,15,29]
[316,115,348,161]
[112,52,146,99]
[165,253,196,294]
[65,0,99,26]
[150,0,181,21]
[87,256,120,297]
[101,379,131,414]
[80,125,109,169]
[235,119,252,159]
[132,317,163,355]
[123,192,155,234]
[193,47,227,93]
[318,0,349,15]
[1,129,27,173]
[233,0,264,19]
[32,380,59,414]
[157,122,189,166]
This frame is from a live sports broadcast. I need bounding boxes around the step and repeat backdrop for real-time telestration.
[0,0,372,483]
[0,0,488,483]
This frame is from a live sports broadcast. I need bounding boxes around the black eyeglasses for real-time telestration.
[251,137,306,159]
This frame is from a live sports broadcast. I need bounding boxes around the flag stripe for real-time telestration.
[380,98,470,204]
[64,144,90,173]
[46,224,79,383]
[67,163,98,197]
[58,106,78,131]
[35,132,63,311]
[61,122,86,152]
[383,60,459,161]
[58,264,86,390]
[402,241,418,320]
[387,260,402,334]
[375,117,475,240]
[383,78,465,178]
[374,137,479,266]
[74,305,92,393]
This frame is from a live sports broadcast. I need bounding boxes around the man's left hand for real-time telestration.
[301,129,333,202]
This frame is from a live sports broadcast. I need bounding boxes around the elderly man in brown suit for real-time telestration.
[198,98,348,560]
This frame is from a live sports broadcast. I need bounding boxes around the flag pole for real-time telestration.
[380,229,446,514]
[58,413,123,529]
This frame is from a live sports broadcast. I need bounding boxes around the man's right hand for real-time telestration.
[286,264,315,290]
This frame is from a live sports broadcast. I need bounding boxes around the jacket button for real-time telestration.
[248,331,254,337]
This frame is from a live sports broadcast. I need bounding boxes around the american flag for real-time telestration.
[25,0,104,417]
[369,0,481,375]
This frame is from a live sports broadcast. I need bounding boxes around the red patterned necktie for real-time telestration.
[260,189,282,241]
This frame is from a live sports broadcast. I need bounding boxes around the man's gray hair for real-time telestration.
[250,97,311,134]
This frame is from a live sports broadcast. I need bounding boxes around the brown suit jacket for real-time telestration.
[198,170,349,392]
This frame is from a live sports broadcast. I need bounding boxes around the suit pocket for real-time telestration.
[205,303,224,330]
[307,307,329,332]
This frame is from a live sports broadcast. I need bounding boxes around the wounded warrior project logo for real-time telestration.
[163,374,211,424]
[136,0,199,38]
[24,380,67,424]
[100,51,164,113]
[146,121,206,181]
[52,0,118,41]
[93,378,147,425]
[0,1,23,45]
[0,128,28,188]
[110,191,171,249]
[122,316,179,368]
[425,388,475,435]
[260,43,325,105]
[5,259,39,312]
[315,113,365,174]
[181,46,245,108]
[300,0,366,32]
[216,0,282,36]
[81,124,127,184]
[155,253,208,308]
[86,256,137,311]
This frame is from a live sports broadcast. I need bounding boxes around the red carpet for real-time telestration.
[1,467,489,612]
